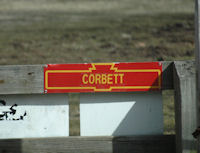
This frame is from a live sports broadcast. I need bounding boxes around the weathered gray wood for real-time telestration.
[0,135,175,153]
[173,61,197,153]
[0,65,44,94]
[0,62,173,95]
[195,0,200,152]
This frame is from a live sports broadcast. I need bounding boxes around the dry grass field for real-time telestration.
[0,0,195,135]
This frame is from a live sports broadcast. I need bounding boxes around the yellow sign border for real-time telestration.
[45,63,162,91]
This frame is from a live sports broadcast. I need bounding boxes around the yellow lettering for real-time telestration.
[107,74,113,84]
[82,73,124,85]
[89,74,95,84]
[82,74,88,84]
[101,74,107,84]
[114,74,118,84]
[119,74,124,84]
[95,74,101,84]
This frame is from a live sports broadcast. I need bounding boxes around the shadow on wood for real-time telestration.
[0,139,22,153]
[0,135,175,153]
[113,135,176,153]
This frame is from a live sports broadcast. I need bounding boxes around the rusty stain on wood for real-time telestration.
[0,80,5,84]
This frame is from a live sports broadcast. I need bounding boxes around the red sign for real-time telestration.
[44,62,162,93]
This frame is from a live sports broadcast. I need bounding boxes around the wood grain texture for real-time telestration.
[0,65,44,94]
[195,0,200,152]
[0,135,175,153]
[173,61,197,153]
[0,62,173,95]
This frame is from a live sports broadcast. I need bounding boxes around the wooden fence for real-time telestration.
[0,61,197,153]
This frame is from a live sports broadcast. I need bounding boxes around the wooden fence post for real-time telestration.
[195,0,200,152]
[196,0,200,152]
[173,61,197,153]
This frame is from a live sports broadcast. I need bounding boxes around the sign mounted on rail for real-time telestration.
[44,62,162,93]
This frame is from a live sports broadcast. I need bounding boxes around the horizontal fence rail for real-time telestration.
[0,61,173,95]
[0,135,175,153]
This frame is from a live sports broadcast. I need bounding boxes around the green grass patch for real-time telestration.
[0,13,194,65]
